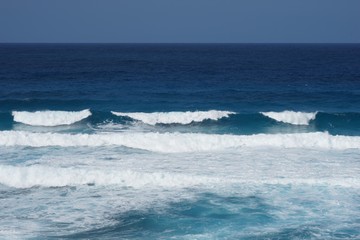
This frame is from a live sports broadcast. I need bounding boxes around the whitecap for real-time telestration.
[12,109,92,127]
[261,110,317,125]
[111,110,235,125]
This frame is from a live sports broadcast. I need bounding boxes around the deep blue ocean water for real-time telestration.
[0,44,359,239]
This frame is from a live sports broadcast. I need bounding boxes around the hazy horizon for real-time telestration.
[1,0,360,43]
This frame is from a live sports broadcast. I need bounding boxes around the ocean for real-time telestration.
[0,43,359,239]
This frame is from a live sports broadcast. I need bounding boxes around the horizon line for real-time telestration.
[1,42,360,45]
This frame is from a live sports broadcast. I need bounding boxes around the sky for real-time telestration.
[1,0,360,43]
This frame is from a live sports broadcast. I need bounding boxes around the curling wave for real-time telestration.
[261,111,317,125]
[12,109,92,127]
[0,131,359,153]
[111,110,235,125]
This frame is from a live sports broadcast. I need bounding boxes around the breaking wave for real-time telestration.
[261,111,317,125]
[12,109,92,127]
[0,131,359,153]
[111,110,235,125]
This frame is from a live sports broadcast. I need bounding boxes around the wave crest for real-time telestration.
[12,109,92,126]
[261,111,317,125]
[0,131,359,153]
[111,110,235,125]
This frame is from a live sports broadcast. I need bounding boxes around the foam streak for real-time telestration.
[0,165,358,188]
[0,131,359,152]
[0,165,215,188]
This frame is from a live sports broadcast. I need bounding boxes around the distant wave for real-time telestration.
[0,131,359,153]
[261,111,317,125]
[12,109,92,127]
[0,165,358,188]
[111,110,235,125]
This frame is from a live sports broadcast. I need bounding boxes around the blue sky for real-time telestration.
[1,0,360,43]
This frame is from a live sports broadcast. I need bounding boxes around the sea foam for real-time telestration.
[0,165,217,188]
[0,131,359,153]
[261,111,317,125]
[111,110,235,125]
[12,109,92,126]
[0,165,358,189]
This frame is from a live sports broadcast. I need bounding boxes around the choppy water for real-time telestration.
[0,44,359,239]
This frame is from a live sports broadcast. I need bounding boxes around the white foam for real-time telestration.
[0,131,359,152]
[1,165,358,189]
[111,110,235,125]
[261,111,317,125]
[0,165,218,188]
[12,109,92,127]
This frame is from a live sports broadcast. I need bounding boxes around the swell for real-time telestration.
[0,99,106,112]
[0,131,359,152]
[1,110,360,135]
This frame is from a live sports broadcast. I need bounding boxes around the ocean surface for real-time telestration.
[0,43,360,239]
